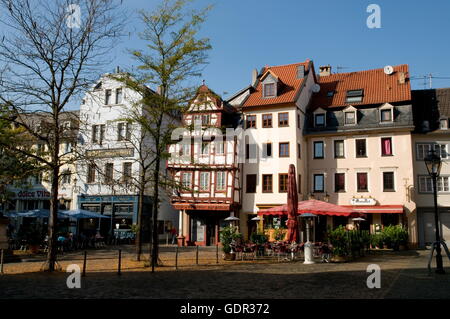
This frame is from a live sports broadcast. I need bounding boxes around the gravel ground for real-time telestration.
[1,247,449,299]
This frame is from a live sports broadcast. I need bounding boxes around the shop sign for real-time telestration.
[86,148,134,158]
[15,190,50,199]
[350,197,376,206]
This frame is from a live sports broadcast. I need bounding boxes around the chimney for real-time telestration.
[297,65,305,79]
[251,69,258,87]
[115,66,120,73]
[319,65,332,77]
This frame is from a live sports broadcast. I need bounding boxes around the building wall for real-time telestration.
[413,133,450,246]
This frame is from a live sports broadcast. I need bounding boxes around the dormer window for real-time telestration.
[380,109,392,122]
[344,111,356,125]
[440,118,448,130]
[315,114,325,127]
[343,105,357,126]
[379,103,394,123]
[346,89,363,103]
[263,83,276,97]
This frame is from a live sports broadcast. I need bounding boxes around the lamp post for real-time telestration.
[424,149,445,274]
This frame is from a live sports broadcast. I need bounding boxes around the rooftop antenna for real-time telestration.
[411,74,450,89]
[334,66,351,73]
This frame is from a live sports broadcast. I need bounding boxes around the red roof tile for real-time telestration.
[242,61,310,108]
[310,64,411,110]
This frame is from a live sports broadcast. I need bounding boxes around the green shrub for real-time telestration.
[250,232,268,245]
[327,225,349,257]
[219,226,242,254]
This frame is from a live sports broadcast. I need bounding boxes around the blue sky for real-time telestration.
[109,0,450,99]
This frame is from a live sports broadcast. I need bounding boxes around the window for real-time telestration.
[263,143,272,158]
[313,174,324,192]
[64,142,72,154]
[383,172,395,191]
[180,142,191,156]
[200,172,210,191]
[346,89,363,103]
[105,163,114,184]
[381,137,393,156]
[246,115,256,129]
[181,172,193,189]
[246,174,257,193]
[215,141,224,154]
[335,173,345,192]
[314,141,324,159]
[344,111,356,125]
[315,114,325,127]
[245,143,256,160]
[87,164,96,183]
[279,142,289,157]
[297,114,301,129]
[298,174,302,194]
[118,122,131,141]
[355,139,367,157]
[416,143,448,160]
[334,140,344,158]
[263,83,275,97]
[202,114,210,125]
[105,89,112,105]
[201,142,210,155]
[216,172,226,191]
[297,143,301,159]
[262,114,272,128]
[327,91,334,97]
[115,88,123,104]
[61,171,71,184]
[380,109,392,122]
[357,173,368,192]
[92,124,105,144]
[440,119,448,129]
[262,174,273,193]
[419,175,450,193]
[278,113,289,127]
[279,174,288,193]
[123,162,132,183]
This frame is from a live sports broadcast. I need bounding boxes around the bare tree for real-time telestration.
[0,0,126,271]
[114,0,212,271]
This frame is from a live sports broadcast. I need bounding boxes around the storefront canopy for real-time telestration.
[258,199,359,217]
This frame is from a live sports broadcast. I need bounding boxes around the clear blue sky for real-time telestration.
[109,0,450,99]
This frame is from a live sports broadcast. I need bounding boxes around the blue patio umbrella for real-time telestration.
[19,209,67,219]
[60,209,110,236]
[60,209,110,219]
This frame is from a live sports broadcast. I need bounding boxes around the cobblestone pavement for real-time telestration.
[1,247,449,299]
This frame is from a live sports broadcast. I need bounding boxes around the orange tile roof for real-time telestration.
[242,61,310,108]
[310,64,411,110]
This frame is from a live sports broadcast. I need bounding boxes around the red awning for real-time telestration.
[258,199,358,217]
[342,205,404,214]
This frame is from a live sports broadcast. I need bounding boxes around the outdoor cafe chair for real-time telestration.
[242,243,257,260]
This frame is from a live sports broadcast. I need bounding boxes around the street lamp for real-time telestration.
[424,149,445,274]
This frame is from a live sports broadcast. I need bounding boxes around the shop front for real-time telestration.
[78,194,152,239]
[185,210,230,246]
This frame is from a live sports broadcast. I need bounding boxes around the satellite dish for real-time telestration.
[384,65,394,75]
[312,83,321,93]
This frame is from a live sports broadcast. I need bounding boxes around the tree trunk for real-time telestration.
[44,143,60,271]
[151,156,161,273]
[135,172,145,261]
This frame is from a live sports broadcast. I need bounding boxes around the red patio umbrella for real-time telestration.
[286,164,299,243]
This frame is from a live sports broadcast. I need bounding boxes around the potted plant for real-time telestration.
[26,224,43,253]
[327,226,349,262]
[219,226,242,261]
[250,232,268,256]
[370,233,383,249]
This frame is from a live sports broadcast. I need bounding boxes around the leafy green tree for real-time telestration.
[0,0,125,271]
[114,0,211,270]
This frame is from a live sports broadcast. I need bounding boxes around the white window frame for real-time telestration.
[418,175,450,193]
[199,172,210,191]
[379,103,394,123]
[216,171,226,191]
